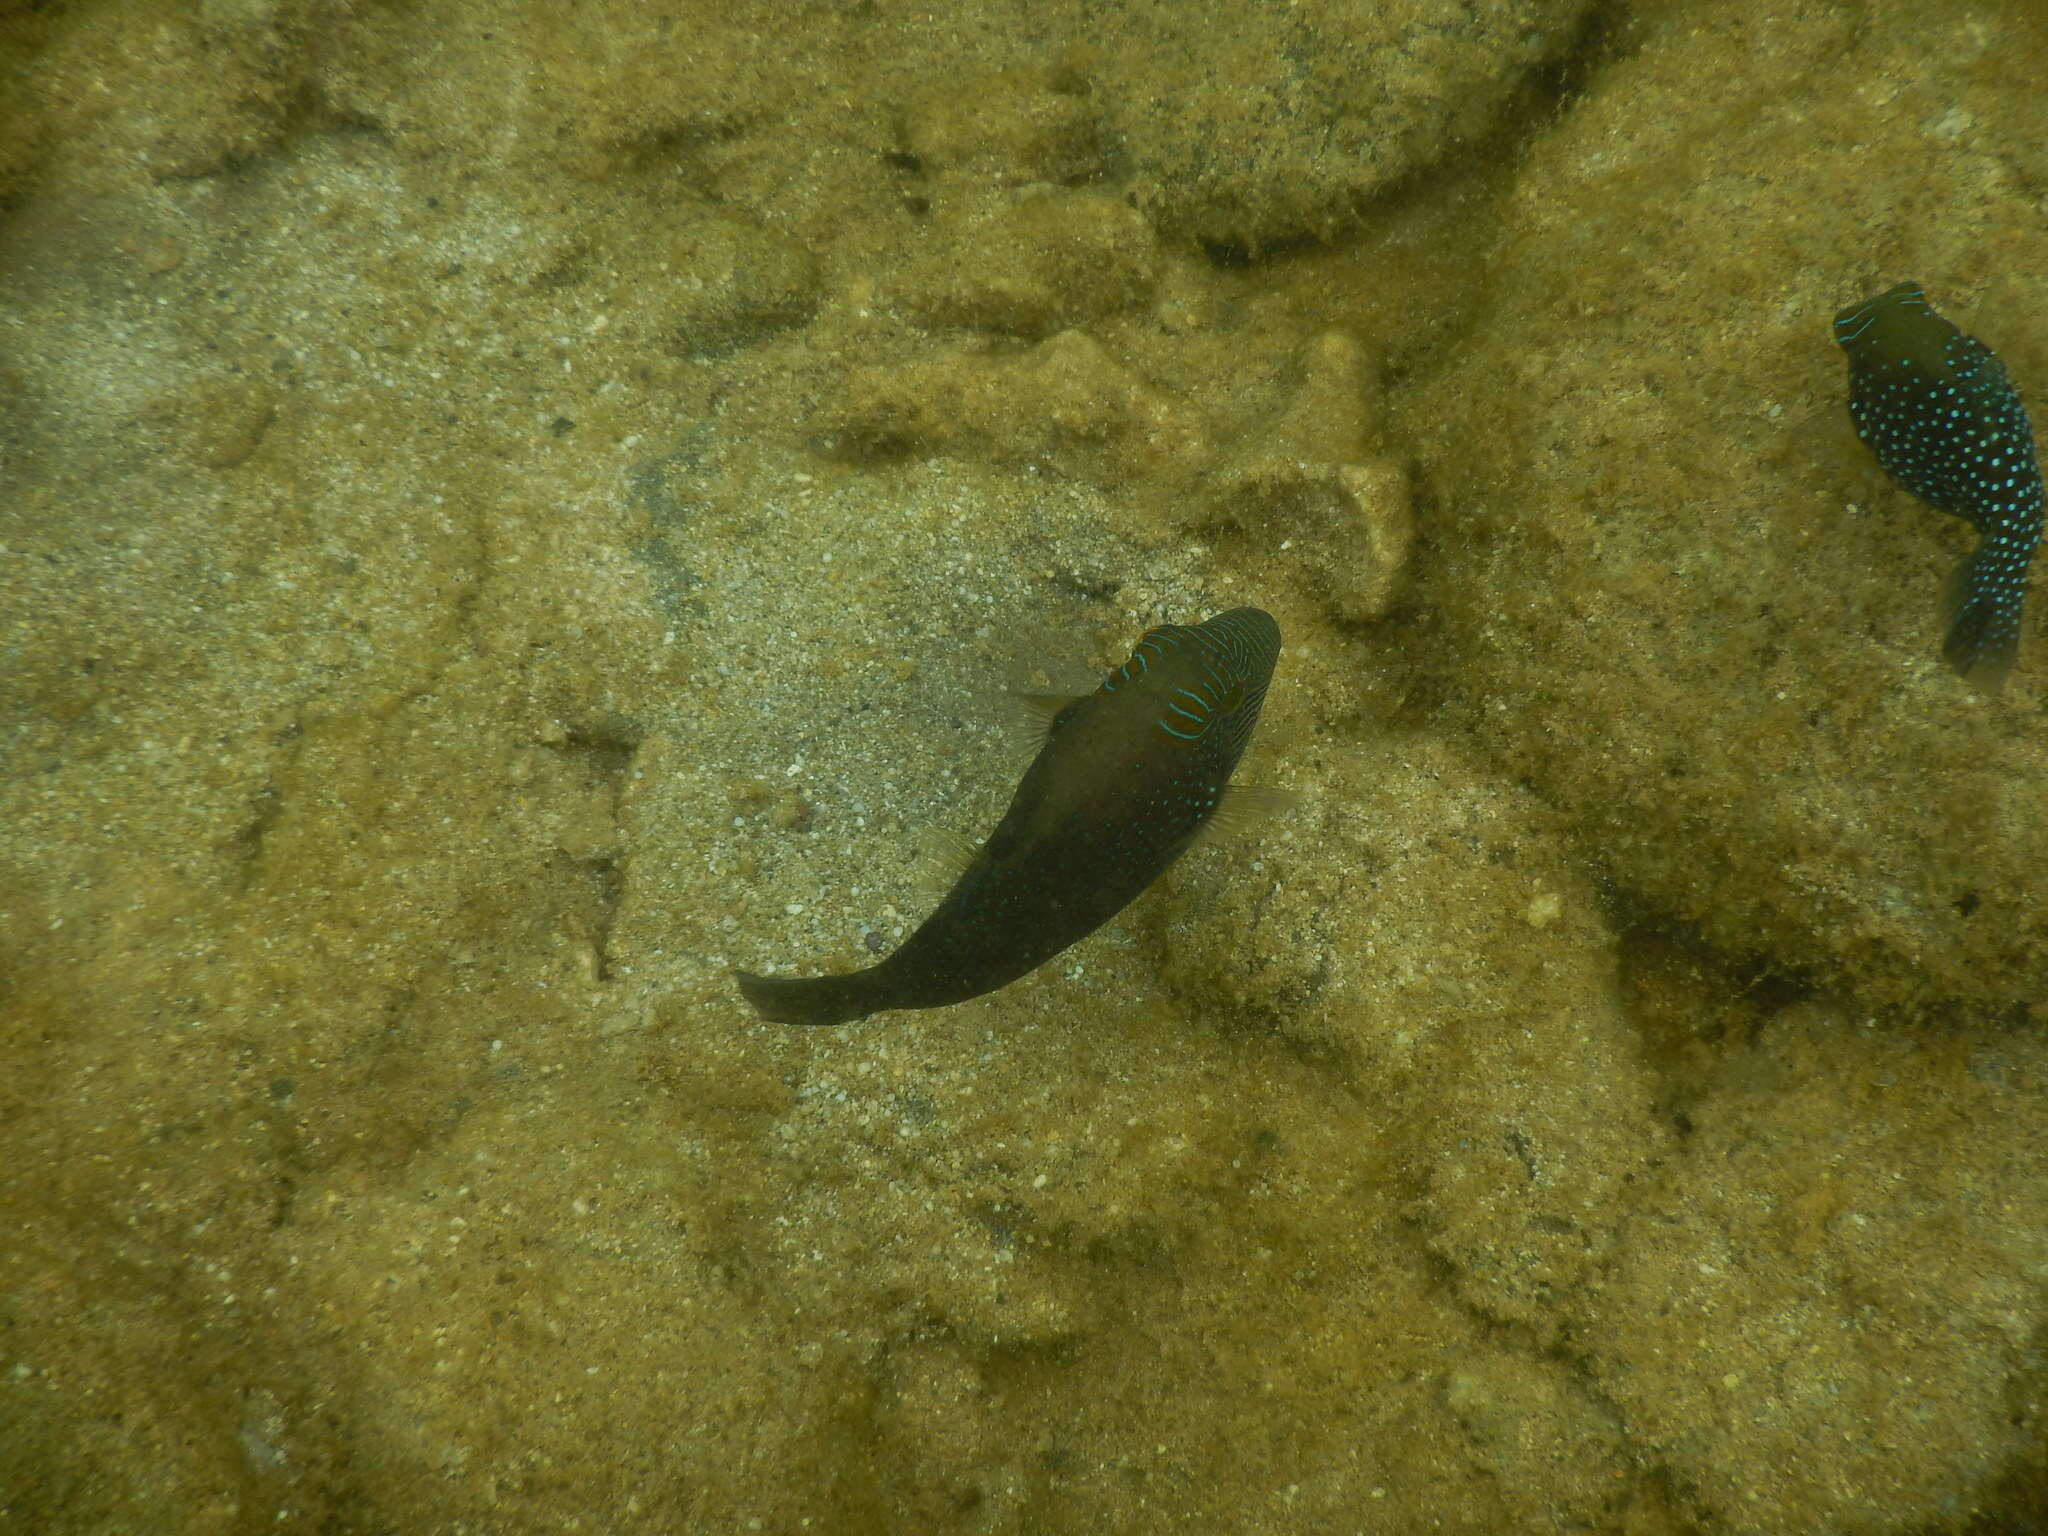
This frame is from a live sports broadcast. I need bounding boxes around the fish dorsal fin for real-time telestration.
[1200,782,1301,842]
[909,823,981,897]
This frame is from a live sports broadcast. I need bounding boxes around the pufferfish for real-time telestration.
[737,607,1286,1027]
[1833,281,2043,684]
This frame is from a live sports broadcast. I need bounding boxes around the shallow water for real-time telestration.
[3,1,2046,1531]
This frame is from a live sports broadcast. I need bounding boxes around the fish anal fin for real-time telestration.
[1202,782,1301,842]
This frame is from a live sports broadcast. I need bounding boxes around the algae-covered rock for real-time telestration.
[892,188,1158,338]
[1155,732,1668,1337]
[816,327,1210,478]
[902,66,1110,187]
[1098,0,1594,249]
[1585,1002,2048,1534]
[1405,0,2048,1014]
[1203,331,1413,622]
[662,210,820,357]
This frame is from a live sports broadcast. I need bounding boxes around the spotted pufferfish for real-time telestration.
[1833,281,2043,685]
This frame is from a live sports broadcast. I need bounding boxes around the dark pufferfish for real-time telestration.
[737,607,1284,1027]
[1833,281,2043,684]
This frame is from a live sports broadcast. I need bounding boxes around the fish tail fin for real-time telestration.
[1940,541,2030,687]
[735,968,880,1027]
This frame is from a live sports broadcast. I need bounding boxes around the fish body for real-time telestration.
[1833,280,2043,684]
[737,606,1282,1027]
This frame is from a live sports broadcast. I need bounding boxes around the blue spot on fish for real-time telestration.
[1834,281,2043,685]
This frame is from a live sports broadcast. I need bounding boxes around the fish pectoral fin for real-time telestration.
[1005,692,1087,755]
[1202,782,1301,841]
[909,823,981,896]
